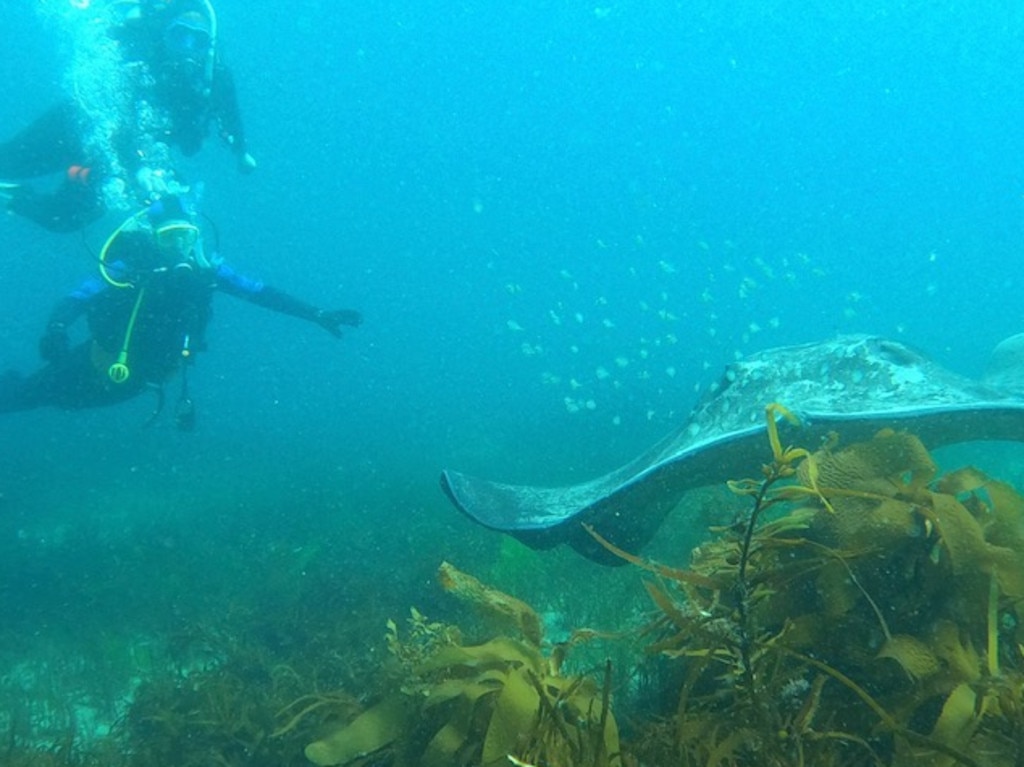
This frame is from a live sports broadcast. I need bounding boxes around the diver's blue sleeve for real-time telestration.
[213,262,265,298]
[68,275,107,302]
[213,262,315,317]
[47,274,107,328]
[213,262,361,336]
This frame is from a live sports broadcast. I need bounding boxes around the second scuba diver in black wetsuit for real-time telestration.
[0,0,254,233]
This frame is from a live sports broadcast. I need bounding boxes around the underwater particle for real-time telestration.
[687,422,701,436]
[660,290,669,302]
[700,287,713,303]
[646,409,656,420]
[520,342,543,356]
[601,318,615,328]
[569,378,582,390]
[658,259,677,274]
[596,295,608,306]
[926,282,938,296]
[574,312,584,323]
[559,269,573,280]
[506,320,524,331]
[896,323,906,334]
[639,349,649,359]
[540,371,561,385]
[637,370,650,380]
[666,366,676,378]
[612,414,621,426]
[664,333,678,345]
[698,240,710,250]
[639,299,650,311]
[657,309,679,321]
[708,327,717,337]
[585,399,597,410]
[769,316,780,328]
[564,397,580,413]
[504,282,522,294]
[614,356,629,368]
[929,250,938,262]
[570,344,579,353]
[473,198,484,213]
[548,309,562,325]
[595,366,611,380]
[748,322,761,334]
[754,256,775,279]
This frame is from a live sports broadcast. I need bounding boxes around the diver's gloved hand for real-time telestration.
[237,152,257,174]
[39,323,70,362]
[315,308,363,338]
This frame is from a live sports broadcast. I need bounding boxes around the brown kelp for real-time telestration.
[303,561,623,767]
[596,403,1024,766]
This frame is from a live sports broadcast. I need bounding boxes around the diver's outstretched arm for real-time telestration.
[215,264,361,337]
[250,286,362,338]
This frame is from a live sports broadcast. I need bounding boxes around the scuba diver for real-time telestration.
[0,193,361,428]
[0,0,254,233]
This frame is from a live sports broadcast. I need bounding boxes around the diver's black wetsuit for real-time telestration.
[0,104,106,232]
[0,3,249,232]
[0,233,360,414]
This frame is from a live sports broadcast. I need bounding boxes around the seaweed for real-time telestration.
[12,404,1024,767]
[596,403,1024,766]
[302,561,624,767]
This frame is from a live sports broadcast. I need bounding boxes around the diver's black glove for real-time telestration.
[39,323,70,362]
[315,309,363,338]
[256,286,361,336]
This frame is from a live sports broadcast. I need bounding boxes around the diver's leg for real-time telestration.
[0,103,106,232]
[7,180,106,233]
[0,344,131,413]
[0,103,85,179]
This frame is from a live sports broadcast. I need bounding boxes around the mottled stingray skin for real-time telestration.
[440,335,1024,564]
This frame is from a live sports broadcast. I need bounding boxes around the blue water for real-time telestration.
[3,0,1024,747]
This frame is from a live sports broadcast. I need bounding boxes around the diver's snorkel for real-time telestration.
[99,209,149,288]
[200,0,218,95]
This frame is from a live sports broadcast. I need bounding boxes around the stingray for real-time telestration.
[440,334,1024,564]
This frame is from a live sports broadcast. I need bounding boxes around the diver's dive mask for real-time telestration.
[163,11,213,64]
[99,195,218,288]
[155,220,213,271]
